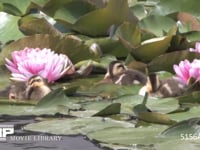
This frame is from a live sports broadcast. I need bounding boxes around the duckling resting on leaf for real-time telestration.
[102,60,147,85]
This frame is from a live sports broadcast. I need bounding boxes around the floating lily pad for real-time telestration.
[169,106,200,121]
[24,117,135,135]
[161,117,200,137]
[87,125,166,145]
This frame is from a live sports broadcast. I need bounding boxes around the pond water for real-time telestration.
[0,115,102,150]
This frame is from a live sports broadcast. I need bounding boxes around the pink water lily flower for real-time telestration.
[189,42,200,53]
[189,59,200,81]
[173,59,200,85]
[5,47,75,83]
[173,59,191,85]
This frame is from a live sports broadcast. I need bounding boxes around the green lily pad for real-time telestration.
[139,15,176,37]
[85,37,129,58]
[132,36,172,62]
[0,34,100,66]
[36,87,70,108]
[169,107,200,121]
[161,117,200,137]
[71,0,131,36]
[116,22,141,47]
[24,117,135,135]
[183,31,200,42]
[178,91,200,105]
[93,103,121,117]
[54,0,95,25]
[18,14,62,36]
[148,50,200,73]
[0,12,24,44]
[152,0,200,17]
[0,0,31,16]
[87,125,166,145]
[136,111,177,125]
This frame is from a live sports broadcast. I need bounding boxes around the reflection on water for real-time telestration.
[0,115,101,150]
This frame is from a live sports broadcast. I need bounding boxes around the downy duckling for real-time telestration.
[25,75,52,100]
[8,75,51,101]
[102,60,147,85]
[139,73,187,98]
[9,81,26,100]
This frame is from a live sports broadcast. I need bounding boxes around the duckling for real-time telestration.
[25,75,52,100]
[139,73,187,98]
[8,75,51,101]
[8,81,26,100]
[102,60,147,85]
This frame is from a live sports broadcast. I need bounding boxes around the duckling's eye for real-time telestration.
[35,79,42,82]
[29,78,42,85]
[116,64,124,69]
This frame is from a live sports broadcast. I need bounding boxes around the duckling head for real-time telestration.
[25,75,51,100]
[106,60,126,78]
[27,75,47,88]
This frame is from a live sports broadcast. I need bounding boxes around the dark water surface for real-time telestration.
[0,115,102,150]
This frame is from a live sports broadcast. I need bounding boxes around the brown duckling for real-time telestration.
[8,75,51,101]
[25,75,52,100]
[8,81,26,100]
[139,73,187,98]
[102,60,147,85]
